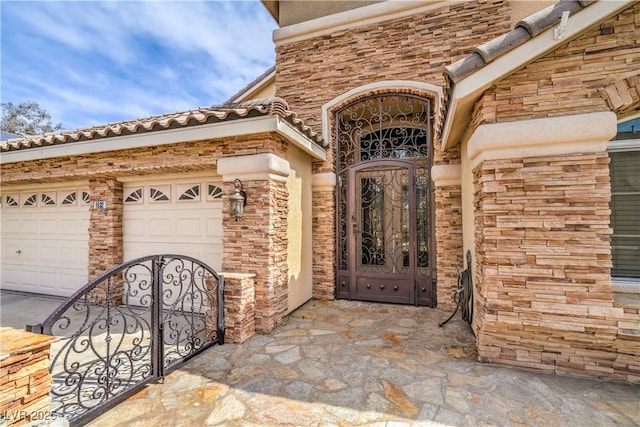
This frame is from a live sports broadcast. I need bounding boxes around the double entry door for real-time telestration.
[337,160,434,306]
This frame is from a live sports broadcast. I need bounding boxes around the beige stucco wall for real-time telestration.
[460,138,476,275]
[286,144,313,312]
[278,0,381,26]
[509,0,555,28]
[247,83,276,102]
[275,0,549,29]
[236,79,276,103]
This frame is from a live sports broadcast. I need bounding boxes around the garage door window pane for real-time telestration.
[178,185,200,201]
[41,193,56,206]
[5,195,18,207]
[23,194,37,206]
[62,192,77,205]
[125,188,143,203]
[208,185,223,199]
[149,187,170,202]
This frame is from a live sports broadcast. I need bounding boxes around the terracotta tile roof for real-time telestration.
[436,0,595,143]
[1,97,324,153]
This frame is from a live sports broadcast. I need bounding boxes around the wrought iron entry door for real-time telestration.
[339,160,433,305]
[335,93,435,306]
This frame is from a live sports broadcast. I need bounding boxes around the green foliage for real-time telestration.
[1,101,63,135]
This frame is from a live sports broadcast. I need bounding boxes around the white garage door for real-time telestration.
[123,178,223,272]
[0,187,90,296]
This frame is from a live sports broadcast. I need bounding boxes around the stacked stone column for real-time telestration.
[431,164,463,312]
[0,329,57,426]
[218,153,290,334]
[469,112,639,382]
[311,173,336,300]
[87,179,123,280]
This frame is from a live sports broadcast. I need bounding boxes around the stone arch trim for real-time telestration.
[321,81,443,143]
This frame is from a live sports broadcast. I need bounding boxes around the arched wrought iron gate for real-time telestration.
[27,254,224,426]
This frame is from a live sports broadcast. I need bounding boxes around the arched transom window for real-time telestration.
[336,94,432,171]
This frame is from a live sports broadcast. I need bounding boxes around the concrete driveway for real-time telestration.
[0,289,66,330]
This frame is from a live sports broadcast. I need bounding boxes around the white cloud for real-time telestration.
[1,0,277,130]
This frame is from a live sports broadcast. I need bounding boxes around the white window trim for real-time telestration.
[608,135,640,287]
[607,138,640,152]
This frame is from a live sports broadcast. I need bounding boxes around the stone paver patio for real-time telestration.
[86,299,640,426]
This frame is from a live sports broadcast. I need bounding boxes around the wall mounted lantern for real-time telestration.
[229,179,247,221]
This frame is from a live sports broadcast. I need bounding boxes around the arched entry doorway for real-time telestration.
[335,94,435,306]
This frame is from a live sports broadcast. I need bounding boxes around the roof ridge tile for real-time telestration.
[445,0,590,84]
[516,0,585,37]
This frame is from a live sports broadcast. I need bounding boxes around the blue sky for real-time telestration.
[1,0,277,131]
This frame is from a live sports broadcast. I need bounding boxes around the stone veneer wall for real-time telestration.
[276,1,512,303]
[434,184,463,311]
[467,3,640,382]
[473,152,639,382]
[3,133,293,339]
[1,134,288,282]
[311,188,336,300]
[222,179,289,333]
[472,3,640,127]
[222,273,256,343]
[276,1,512,138]
[432,145,464,311]
[0,133,285,185]
[88,179,123,280]
[0,329,57,426]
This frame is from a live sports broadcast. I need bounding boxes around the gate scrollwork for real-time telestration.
[27,254,224,425]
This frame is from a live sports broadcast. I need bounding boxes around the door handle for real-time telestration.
[351,214,360,234]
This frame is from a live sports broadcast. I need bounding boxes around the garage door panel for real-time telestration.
[60,247,87,264]
[0,267,20,287]
[148,218,172,235]
[58,272,85,293]
[20,244,40,264]
[206,220,222,238]
[60,218,87,235]
[206,249,223,271]
[126,242,210,256]
[176,217,202,237]
[123,180,222,272]
[20,218,38,234]
[124,218,146,237]
[39,246,60,264]
[40,219,59,235]
[2,241,21,263]
[1,186,89,296]
[38,271,58,290]
[20,268,38,287]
